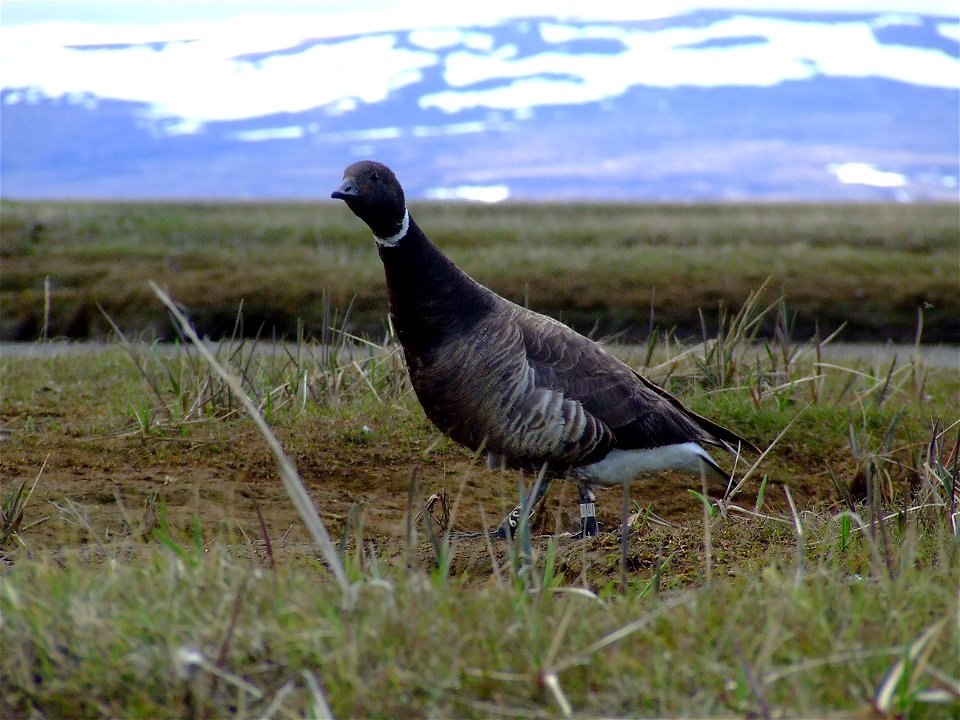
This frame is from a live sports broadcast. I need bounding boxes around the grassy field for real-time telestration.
[2,200,958,342]
[2,285,958,716]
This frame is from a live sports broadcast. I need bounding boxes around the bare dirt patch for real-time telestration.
[3,335,948,589]
[1,398,836,583]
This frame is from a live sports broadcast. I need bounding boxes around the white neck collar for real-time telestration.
[374,208,409,247]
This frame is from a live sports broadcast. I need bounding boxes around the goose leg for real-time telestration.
[570,482,600,539]
[494,476,552,539]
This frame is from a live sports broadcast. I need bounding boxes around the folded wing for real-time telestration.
[516,307,758,459]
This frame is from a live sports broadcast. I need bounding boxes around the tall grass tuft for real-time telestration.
[102,297,409,436]
[151,281,350,597]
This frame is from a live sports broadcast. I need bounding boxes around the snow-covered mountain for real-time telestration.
[1,7,958,200]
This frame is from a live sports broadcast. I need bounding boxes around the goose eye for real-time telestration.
[371,172,380,182]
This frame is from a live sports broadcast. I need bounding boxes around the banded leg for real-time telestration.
[571,482,601,539]
[495,476,552,539]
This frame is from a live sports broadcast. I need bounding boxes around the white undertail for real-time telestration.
[576,442,719,486]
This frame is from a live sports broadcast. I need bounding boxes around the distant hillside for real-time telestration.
[2,10,958,200]
[3,201,958,343]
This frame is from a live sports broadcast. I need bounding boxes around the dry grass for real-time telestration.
[1,501,957,717]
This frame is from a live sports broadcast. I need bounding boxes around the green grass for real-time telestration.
[2,200,958,342]
[3,520,957,718]
[2,284,958,716]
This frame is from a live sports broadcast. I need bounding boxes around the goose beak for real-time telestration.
[331,178,358,200]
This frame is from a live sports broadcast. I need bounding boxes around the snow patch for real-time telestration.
[411,121,487,136]
[230,125,304,141]
[1,11,957,127]
[408,28,494,51]
[937,21,960,42]
[830,162,907,187]
[425,185,510,202]
[871,14,924,28]
[0,31,437,129]
[423,16,960,114]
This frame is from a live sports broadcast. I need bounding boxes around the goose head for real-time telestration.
[332,160,409,246]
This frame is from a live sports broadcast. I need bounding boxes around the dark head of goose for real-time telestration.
[331,160,409,246]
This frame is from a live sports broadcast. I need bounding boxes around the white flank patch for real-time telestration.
[830,162,907,187]
[579,443,717,486]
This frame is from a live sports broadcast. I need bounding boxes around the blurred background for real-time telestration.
[2,0,958,201]
[2,1,958,343]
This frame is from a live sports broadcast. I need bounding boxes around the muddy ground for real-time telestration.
[7,337,949,586]
[1,394,836,585]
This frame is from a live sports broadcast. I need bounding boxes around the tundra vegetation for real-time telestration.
[1,201,958,718]
[2,200,958,342]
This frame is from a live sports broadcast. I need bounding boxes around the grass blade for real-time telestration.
[149,281,349,596]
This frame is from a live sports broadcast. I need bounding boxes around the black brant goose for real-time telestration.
[332,161,759,538]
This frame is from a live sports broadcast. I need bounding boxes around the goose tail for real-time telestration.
[633,371,761,455]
